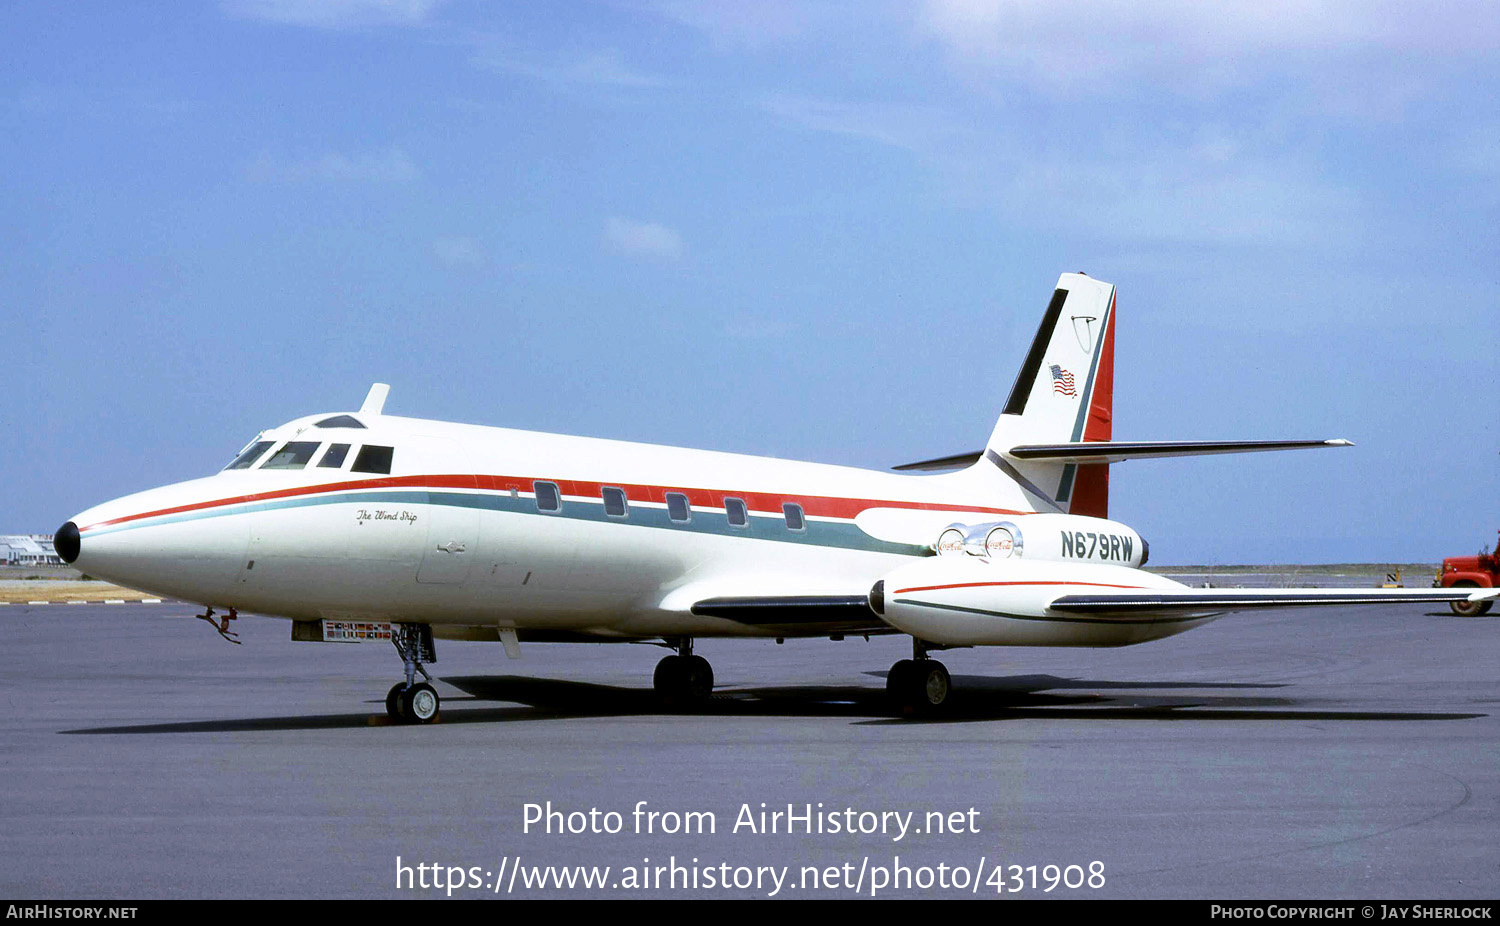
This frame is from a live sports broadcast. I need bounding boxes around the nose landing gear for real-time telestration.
[653,637,714,708]
[386,624,440,724]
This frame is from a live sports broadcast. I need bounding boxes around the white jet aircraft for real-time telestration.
[56,274,1496,721]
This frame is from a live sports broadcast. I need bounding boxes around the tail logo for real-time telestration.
[1071,315,1098,352]
[1049,364,1077,397]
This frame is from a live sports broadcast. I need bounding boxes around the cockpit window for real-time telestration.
[351,445,394,475]
[260,441,322,470]
[225,441,274,471]
[317,443,351,469]
[315,415,366,429]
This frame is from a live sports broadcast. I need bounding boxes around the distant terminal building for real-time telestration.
[1,534,63,566]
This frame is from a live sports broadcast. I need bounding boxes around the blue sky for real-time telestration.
[5,1,1497,563]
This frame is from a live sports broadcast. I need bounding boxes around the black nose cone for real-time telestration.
[55,521,80,564]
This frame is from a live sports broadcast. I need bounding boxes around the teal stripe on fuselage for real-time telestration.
[87,488,930,556]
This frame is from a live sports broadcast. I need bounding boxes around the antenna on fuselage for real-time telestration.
[360,383,390,416]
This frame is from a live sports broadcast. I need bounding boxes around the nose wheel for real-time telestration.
[654,638,714,707]
[386,681,440,723]
[386,624,440,724]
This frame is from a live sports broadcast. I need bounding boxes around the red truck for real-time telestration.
[1434,531,1499,616]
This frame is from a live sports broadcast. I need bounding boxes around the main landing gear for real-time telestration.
[887,638,953,715]
[386,623,440,724]
[653,637,714,707]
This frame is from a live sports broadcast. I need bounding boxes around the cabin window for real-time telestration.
[317,443,351,469]
[602,487,628,518]
[315,415,366,429]
[666,492,691,523]
[534,481,560,512]
[261,441,322,470]
[225,440,274,471]
[351,445,394,475]
[725,497,749,528]
[783,502,806,531]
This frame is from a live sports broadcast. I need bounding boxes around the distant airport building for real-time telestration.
[1,534,63,566]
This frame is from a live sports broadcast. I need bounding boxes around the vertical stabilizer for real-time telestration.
[982,274,1116,515]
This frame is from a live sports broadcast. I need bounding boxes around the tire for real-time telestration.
[886,659,915,696]
[913,661,952,712]
[1449,582,1493,617]
[655,655,712,706]
[653,655,685,696]
[400,682,440,723]
[684,655,714,698]
[385,683,405,719]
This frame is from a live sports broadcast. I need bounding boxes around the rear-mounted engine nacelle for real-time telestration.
[933,513,1148,568]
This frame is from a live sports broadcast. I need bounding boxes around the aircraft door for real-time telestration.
[416,437,479,585]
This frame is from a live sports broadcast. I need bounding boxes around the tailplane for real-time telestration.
[892,273,1353,517]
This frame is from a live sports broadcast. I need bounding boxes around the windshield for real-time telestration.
[260,441,322,470]
[225,440,274,471]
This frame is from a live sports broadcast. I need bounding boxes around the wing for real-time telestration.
[690,595,895,636]
[1049,586,1498,616]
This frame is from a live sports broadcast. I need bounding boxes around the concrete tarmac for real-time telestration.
[2,586,1496,900]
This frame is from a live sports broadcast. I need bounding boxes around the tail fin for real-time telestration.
[984,273,1116,516]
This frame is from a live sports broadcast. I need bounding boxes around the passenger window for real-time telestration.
[534,481,560,512]
[351,445,394,475]
[225,440,274,470]
[783,503,806,531]
[317,443,351,469]
[261,441,322,470]
[725,497,748,528]
[602,487,628,518]
[315,415,366,429]
[666,492,691,523]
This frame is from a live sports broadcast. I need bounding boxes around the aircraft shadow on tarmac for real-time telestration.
[59,672,1485,734]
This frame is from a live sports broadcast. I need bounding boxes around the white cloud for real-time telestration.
[916,0,1500,99]
[604,217,685,261]
[759,93,1365,246]
[759,96,965,158]
[432,236,485,269]
[642,0,853,49]
[465,37,669,90]
[224,0,445,28]
[247,146,420,182]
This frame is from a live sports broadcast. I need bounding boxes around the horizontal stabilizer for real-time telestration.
[1009,439,1353,464]
[1050,586,1497,616]
[692,596,893,634]
[892,439,1352,471]
[891,451,984,472]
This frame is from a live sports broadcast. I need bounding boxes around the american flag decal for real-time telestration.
[1049,364,1077,396]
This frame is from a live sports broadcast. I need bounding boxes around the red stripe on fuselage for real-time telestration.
[79,473,1027,533]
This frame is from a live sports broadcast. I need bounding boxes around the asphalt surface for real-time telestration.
[2,583,1497,900]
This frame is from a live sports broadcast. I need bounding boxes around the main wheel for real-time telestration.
[684,655,714,698]
[654,655,713,706]
[914,661,952,711]
[886,659,916,697]
[1449,582,1493,617]
[653,655,686,696]
[896,660,952,715]
[385,683,405,719]
[400,682,440,723]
